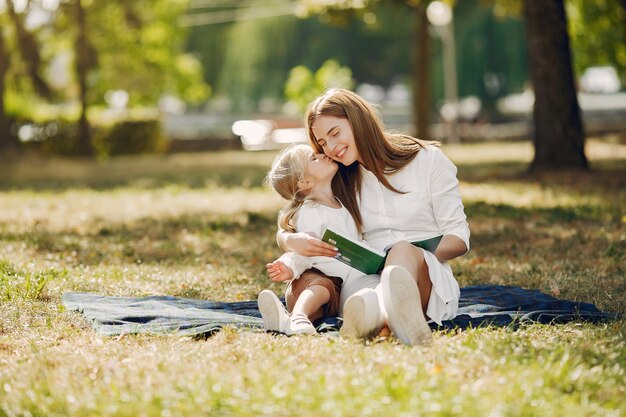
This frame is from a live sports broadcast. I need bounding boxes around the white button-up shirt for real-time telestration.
[359,146,470,253]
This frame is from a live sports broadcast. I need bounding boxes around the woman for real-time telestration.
[278,88,470,345]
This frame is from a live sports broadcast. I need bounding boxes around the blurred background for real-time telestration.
[0,0,624,159]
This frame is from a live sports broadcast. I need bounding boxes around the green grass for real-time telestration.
[1,139,625,416]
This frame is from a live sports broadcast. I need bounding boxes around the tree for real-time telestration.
[284,59,355,113]
[298,0,435,138]
[0,25,13,153]
[0,0,54,155]
[522,0,587,170]
[410,3,431,140]
[1,0,210,156]
[568,0,626,80]
[74,0,95,156]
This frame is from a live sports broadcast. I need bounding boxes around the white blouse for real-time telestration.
[358,146,470,253]
[278,200,365,282]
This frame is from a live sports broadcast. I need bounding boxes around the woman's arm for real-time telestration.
[430,149,471,260]
[276,229,338,257]
[433,235,467,262]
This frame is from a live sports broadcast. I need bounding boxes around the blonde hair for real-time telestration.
[305,88,439,229]
[266,144,315,233]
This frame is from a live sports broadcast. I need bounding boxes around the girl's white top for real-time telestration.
[358,146,470,314]
[278,200,365,282]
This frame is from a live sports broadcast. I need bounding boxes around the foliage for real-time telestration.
[93,119,169,157]
[493,0,626,82]
[52,0,210,107]
[284,59,355,114]
[567,0,626,79]
[17,117,168,158]
[216,1,297,111]
[1,0,210,117]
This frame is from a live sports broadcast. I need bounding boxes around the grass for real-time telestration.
[1,139,625,416]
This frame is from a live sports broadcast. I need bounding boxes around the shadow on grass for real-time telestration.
[2,151,624,193]
[457,160,626,188]
[0,164,271,191]
[0,211,279,267]
[466,201,622,223]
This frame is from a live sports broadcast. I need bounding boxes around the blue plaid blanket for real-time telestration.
[62,285,620,337]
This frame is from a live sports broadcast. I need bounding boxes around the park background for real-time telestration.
[1,0,625,416]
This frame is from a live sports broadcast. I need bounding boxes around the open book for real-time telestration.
[321,228,443,275]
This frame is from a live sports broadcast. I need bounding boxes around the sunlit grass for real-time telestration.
[0,139,625,416]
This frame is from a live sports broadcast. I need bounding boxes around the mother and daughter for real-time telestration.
[258,88,470,345]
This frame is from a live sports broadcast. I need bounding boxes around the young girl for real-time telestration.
[259,144,378,335]
[278,88,471,345]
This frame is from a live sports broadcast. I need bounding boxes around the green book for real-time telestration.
[321,228,443,275]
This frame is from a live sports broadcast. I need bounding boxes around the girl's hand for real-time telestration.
[266,261,294,282]
[283,232,338,257]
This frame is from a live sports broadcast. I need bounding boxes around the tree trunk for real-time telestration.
[75,0,93,156]
[412,4,431,140]
[522,0,587,170]
[620,0,626,55]
[7,0,53,100]
[0,26,15,155]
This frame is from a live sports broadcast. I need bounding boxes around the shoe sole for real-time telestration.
[257,290,289,333]
[340,289,381,339]
[382,266,433,346]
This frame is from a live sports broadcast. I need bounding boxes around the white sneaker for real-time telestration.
[289,312,317,335]
[258,290,291,334]
[340,288,383,339]
[381,266,433,346]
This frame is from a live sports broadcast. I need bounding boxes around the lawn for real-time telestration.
[1,139,625,417]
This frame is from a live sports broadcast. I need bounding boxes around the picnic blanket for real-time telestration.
[62,285,620,337]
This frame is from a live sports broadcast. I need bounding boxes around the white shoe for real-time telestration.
[340,288,383,339]
[289,312,317,335]
[258,290,291,334]
[381,266,433,346]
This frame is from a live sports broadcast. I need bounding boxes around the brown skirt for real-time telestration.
[285,268,342,321]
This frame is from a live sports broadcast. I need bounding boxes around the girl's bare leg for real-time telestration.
[291,284,330,327]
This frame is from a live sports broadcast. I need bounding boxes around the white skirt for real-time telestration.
[339,249,459,326]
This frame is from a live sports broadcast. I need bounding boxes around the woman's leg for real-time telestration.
[381,242,433,345]
[385,241,432,314]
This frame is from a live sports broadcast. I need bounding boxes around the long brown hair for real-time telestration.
[305,88,439,229]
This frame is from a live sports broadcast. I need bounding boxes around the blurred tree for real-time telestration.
[74,0,96,155]
[298,0,434,138]
[54,0,210,108]
[196,1,414,112]
[0,0,54,154]
[568,0,626,81]
[284,59,355,113]
[6,0,53,100]
[217,2,297,111]
[0,24,13,153]
[522,0,587,169]
[0,0,210,156]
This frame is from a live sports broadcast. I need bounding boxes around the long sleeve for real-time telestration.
[430,149,471,252]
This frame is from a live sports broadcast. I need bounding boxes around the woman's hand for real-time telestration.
[266,261,294,282]
[281,231,338,257]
